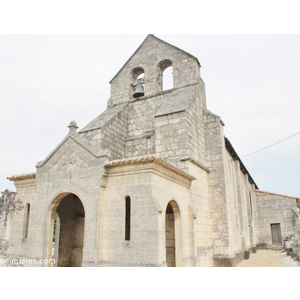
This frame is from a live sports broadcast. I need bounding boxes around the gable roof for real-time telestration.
[109,34,201,84]
[36,133,110,168]
[79,103,127,133]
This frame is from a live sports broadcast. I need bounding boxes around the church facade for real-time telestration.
[1,35,299,267]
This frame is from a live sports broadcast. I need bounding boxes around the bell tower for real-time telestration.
[105,35,208,166]
[80,35,208,165]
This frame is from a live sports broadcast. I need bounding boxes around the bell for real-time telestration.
[133,78,145,98]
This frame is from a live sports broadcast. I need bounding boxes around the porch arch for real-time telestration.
[44,192,85,267]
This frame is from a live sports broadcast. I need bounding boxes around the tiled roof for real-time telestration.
[105,155,195,181]
[7,173,36,181]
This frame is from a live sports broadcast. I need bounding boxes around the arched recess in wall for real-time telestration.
[22,203,30,240]
[165,200,181,267]
[44,193,85,267]
[158,59,173,92]
[131,67,145,98]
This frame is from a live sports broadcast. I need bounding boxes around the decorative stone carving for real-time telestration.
[49,149,88,173]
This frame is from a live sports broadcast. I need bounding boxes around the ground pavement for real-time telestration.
[236,249,299,267]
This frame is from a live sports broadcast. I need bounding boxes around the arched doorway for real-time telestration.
[165,200,181,267]
[46,193,85,267]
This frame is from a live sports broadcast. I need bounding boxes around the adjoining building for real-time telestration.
[1,35,299,267]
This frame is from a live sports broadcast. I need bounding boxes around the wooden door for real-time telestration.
[271,223,282,244]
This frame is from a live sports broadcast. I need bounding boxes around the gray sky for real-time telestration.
[1,34,300,197]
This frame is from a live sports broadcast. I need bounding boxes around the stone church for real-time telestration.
[1,35,299,267]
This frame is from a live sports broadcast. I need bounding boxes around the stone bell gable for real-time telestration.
[108,34,203,107]
[80,34,208,166]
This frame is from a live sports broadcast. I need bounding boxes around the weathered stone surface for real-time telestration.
[2,35,299,267]
[0,190,23,259]
[255,190,298,246]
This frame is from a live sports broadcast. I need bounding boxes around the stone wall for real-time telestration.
[79,104,128,160]
[204,110,230,258]
[100,156,196,267]
[223,153,258,259]
[255,190,298,246]
[204,110,259,266]
[99,106,128,159]
[7,178,36,262]
[187,161,213,266]
[291,208,300,259]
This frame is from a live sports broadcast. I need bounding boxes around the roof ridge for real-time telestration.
[109,34,200,84]
[109,34,151,84]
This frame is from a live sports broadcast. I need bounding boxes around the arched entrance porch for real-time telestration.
[45,193,85,267]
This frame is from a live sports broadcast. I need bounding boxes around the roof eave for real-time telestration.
[225,137,259,189]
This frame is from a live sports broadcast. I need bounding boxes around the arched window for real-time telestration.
[23,203,30,240]
[125,196,131,241]
[162,66,173,91]
[165,200,181,267]
[158,59,173,91]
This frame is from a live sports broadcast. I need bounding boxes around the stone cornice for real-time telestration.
[104,155,196,182]
[180,156,210,173]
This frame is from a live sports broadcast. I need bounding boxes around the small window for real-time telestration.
[23,203,30,240]
[125,196,131,241]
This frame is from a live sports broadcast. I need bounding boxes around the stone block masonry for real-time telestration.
[3,34,299,267]
[255,190,299,246]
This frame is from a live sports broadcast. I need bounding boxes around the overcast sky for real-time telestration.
[0,34,299,197]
